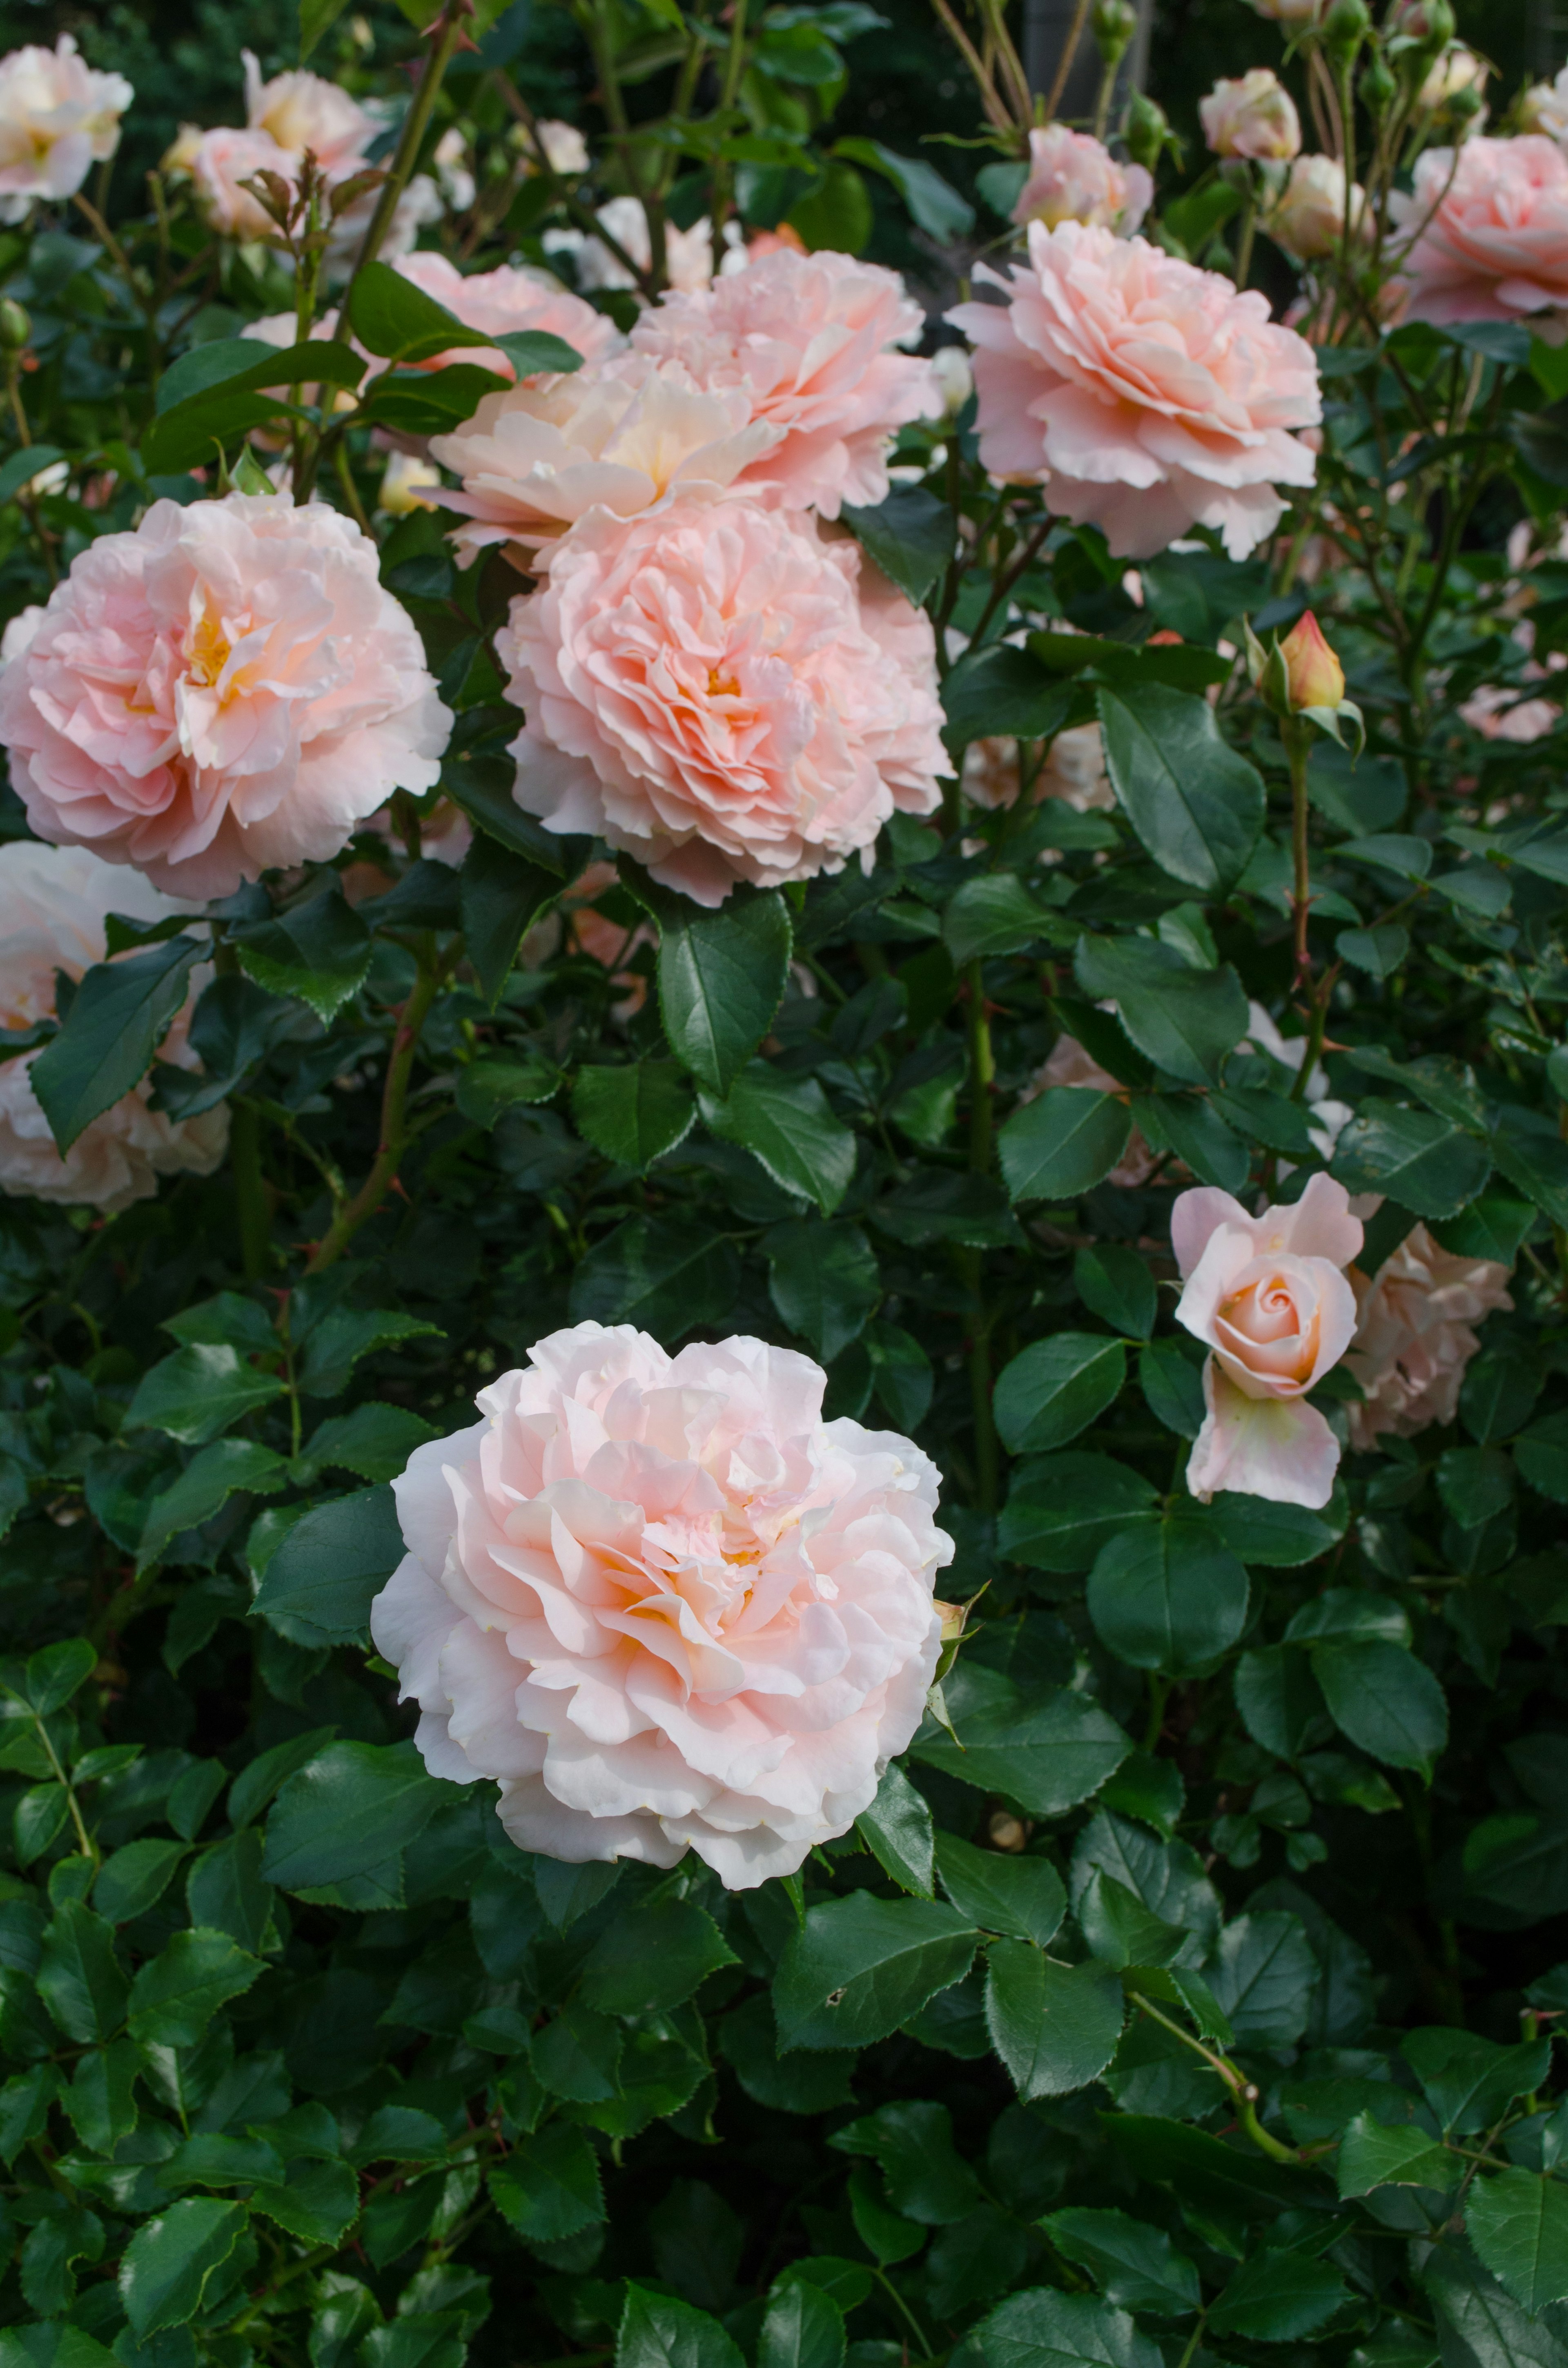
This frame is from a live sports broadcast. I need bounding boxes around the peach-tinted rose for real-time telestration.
[1391,136,1568,329]
[1174,1173,1363,1507]
[1200,69,1301,164]
[0,35,131,221]
[1012,124,1152,235]
[0,842,227,1212]
[0,492,451,898]
[370,1322,952,1886]
[189,124,294,239]
[379,451,443,515]
[429,352,782,571]
[243,49,374,176]
[1279,608,1344,710]
[1346,1220,1512,1447]
[630,247,942,519]
[1267,154,1368,261]
[963,720,1114,813]
[498,498,949,907]
[949,223,1320,561]
[0,605,43,669]
[388,250,622,379]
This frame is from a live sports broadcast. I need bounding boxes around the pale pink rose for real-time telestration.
[429,352,782,571]
[0,842,227,1212]
[1012,125,1152,236]
[1346,1221,1513,1449]
[1200,69,1301,163]
[1419,44,1487,115]
[0,36,131,222]
[242,49,374,176]
[0,606,43,669]
[497,498,950,906]
[1521,69,1568,146]
[1173,1172,1363,1507]
[630,247,943,519]
[0,493,451,898]
[948,223,1321,562]
[529,119,589,178]
[388,250,622,379]
[549,195,744,296]
[1459,682,1562,742]
[964,719,1114,814]
[1267,155,1368,261]
[190,124,295,239]
[370,1323,953,1886]
[1390,137,1568,330]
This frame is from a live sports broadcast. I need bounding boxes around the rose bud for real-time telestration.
[1200,69,1302,163]
[1280,609,1345,711]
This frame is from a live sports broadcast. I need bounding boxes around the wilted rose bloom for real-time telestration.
[1521,69,1568,146]
[0,493,451,897]
[190,124,295,239]
[1391,137,1568,329]
[950,223,1320,561]
[631,247,942,518]
[0,36,132,222]
[428,352,782,571]
[369,1323,953,1886]
[1267,154,1368,261]
[0,842,227,1212]
[1420,44,1487,114]
[550,195,745,297]
[242,49,375,176]
[390,250,622,378]
[497,499,949,906]
[1174,1173,1363,1507]
[1012,124,1152,235]
[1346,1220,1513,1448]
[1200,70,1301,163]
[963,720,1114,813]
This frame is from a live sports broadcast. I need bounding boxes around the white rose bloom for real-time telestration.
[0,36,132,222]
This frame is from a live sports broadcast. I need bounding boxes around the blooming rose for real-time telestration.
[1012,125,1152,236]
[1200,70,1301,164]
[0,493,450,897]
[1346,1220,1512,1448]
[1267,154,1368,260]
[548,196,745,297]
[498,499,949,906]
[190,124,295,239]
[429,353,782,571]
[525,118,590,178]
[242,49,375,175]
[1521,69,1568,147]
[1391,137,1568,330]
[0,605,42,669]
[369,1323,952,1886]
[949,222,1320,561]
[1420,44,1487,116]
[630,247,942,518]
[0,35,131,221]
[386,250,622,378]
[0,842,227,1212]
[963,720,1114,813]
[1174,1172,1363,1507]
[1459,681,1561,742]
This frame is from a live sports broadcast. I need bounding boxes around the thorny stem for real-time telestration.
[1043,0,1091,121]
[338,0,472,332]
[963,957,1000,1516]
[304,948,448,1274]
[1132,1995,1302,2163]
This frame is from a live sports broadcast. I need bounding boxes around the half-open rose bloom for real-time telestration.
[370,1323,952,1886]
[388,251,622,379]
[0,493,450,897]
[949,222,1320,560]
[1346,1218,1513,1448]
[430,353,783,570]
[630,248,942,518]
[242,49,375,175]
[1174,1173,1363,1507]
[0,842,227,1211]
[1200,70,1301,163]
[0,35,131,220]
[499,500,949,905]
[1391,137,1568,330]
[1012,125,1152,235]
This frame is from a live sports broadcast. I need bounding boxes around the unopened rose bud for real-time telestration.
[1266,152,1366,259]
[1359,54,1396,113]
[1446,79,1486,125]
[1092,0,1137,63]
[1280,610,1345,711]
[1124,91,1170,172]
[933,1598,968,1646]
[0,299,30,351]
[1322,0,1369,58]
[1390,0,1452,49]
[1421,41,1486,111]
[1200,68,1301,162]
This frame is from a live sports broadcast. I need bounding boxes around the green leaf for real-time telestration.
[831,2099,980,2223]
[1235,1646,1327,1759]
[1490,1104,1568,1231]
[773,1895,978,2051]
[1073,1244,1156,1340]
[0,442,64,503]
[1336,923,1409,979]
[304,1403,439,1485]
[490,2125,604,2243]
[127,1343,284,1446]
[573,1061,695,1170]
[1335,2112,1457,2199]
[657,888,792,1096]
[350,257,491,364]
[1205,1912,1316,2049]
[999,1089,1133,1206]
[128,1928,265,2048]
[856,1762,935,1898]
[873,1169,1022,1248]
[1072,1811,1219,1954]
[935,1832,1066,1945]
[251,1485,405,1649]
[986,1944,1125,2100]
[1074,936,1249,1088]
[21,1637,98,1717]
[1467,2167,1568,2315]
[570,1216,742,1340]
[939,644,1074,749]
[94,1837,188,1926]
[943,874,1058,966]
[579,1898,737,2015]
[1426,2242,1568,2368]
[1102,2114,1306,2221]
[1086,1511,1250,1674]
[1135,1090,1249,1195]
[1138,1337,1206,1438]
[233,883,372,1022]
[959,2283,1164,2368]
[1097,684,1265,894]
[249,2156,360,2247]
[1208,1495,1338,1567]
[1285,1588,1409,1645]
[1075,1870,1184,1971]
[993,1334,1126,1454]
[163,1290,279,1358]
[118,2197,248,2337]
[1208,2250,1352,2341]
[300,0,353,59]
[459,835,558,1008]
[701,1063,855,1216]
[1310,1639,1448,1773]
[1042,2208,1201,2316]
[138,1437,288,1568]
[617,2284,743,2368]
[834,137,974,239]
[840,486,953,605]
[999,1453,1159,1573]
[455,1056,562,1126]
[757,2278,845,2368]
[30,935,202,1153]
[38,1901,129,2044]
[296,1308,443,1398]
[1330,1102,1492,1219]
[262,1739,448,1910]
[1403,2026,1550,2136]
[913,1664,1131,1816]
[227,1725,338,1831]
[766,1220,880,1361]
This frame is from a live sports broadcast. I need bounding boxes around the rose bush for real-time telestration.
[0,0,1566,2363]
